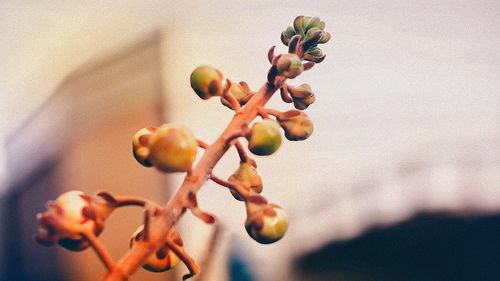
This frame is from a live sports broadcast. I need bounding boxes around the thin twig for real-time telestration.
[113,196,160,208]
[257,107,269,119]
[83,229,116,271]
[197,139,209,150]
[264,108,282,117]
[164,237,200,280]
[223,79,243,113]
[233,140,256,168]
[210,174,250,200]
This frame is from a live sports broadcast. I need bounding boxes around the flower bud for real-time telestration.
[220,82,251,110]
[36,191,114,251]
[148,124,198,173]
[190,65,224,99]
[288,83,316,110]
[245,204,288,244]
[130,225,183,272]
[282,16,329,46]
[247,119,282,156]
[276,53,303,79]
[228,162,263,201]
[132,127,158,167]
[277,110,314,141]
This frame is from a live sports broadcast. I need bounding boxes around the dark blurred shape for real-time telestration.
[295,212,500,281]
[1,32,170,281]
[228,235,256,281]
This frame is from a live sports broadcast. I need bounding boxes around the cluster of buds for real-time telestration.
[35,15,331,281]
[281,16,331,63]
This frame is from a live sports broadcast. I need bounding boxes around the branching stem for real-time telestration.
[102,55,289,281]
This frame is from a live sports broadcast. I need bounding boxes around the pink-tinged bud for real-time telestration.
[276,53,303,79]
[35,191,114,251]
[288,83,316,110]
[277,110,314,141]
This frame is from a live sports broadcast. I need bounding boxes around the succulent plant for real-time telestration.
[35,15,332,281]
[281,16,330,63]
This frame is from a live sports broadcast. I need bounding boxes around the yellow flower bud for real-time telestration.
[149,124,198,173]
[228,162,263,200]
[132,127,158,167]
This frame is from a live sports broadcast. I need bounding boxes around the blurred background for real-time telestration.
[1,1,500,281]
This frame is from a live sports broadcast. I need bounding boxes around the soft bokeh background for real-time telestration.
[2,1,500,281]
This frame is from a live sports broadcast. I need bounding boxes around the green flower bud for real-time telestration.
[130,225,183,272]
[228,162,263,201]
[190,65,224,99]
[276,53,303,79]
[289,83,316,110]
[245,204,288,244]
[277,110,314,141]
[149,124,198,173]
[247,119,282,156]
[132,127,158,167]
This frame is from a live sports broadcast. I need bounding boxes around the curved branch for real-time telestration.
[197,139,209,150]
[164,237,200,280]
[234,140,257,168]
[82,228,116,272]
[210,174,250,200]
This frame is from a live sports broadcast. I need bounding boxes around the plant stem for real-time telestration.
[102,76,285,281]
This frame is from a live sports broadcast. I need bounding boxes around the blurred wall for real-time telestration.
[2,1,500,281]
